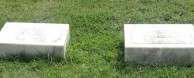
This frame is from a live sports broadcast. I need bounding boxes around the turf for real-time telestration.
[0,0,194,77]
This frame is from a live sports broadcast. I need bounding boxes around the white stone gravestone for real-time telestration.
[0,22,69,59]
[124,24,194,66]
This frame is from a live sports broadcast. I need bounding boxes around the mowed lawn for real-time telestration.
[0,0,194,77]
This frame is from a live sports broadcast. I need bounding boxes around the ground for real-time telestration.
[0,0,194,78]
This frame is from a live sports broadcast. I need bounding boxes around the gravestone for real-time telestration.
[124,24,194,66]
[0,22,69,59]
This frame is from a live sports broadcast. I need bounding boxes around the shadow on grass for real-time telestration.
[115,40,148,74]
[115,40,133,71]
[192,17,194,25]
[0,52,63,63]
[0,17,5,28]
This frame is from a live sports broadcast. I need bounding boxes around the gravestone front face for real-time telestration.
[0,22,69,59]
[124,24,194,66]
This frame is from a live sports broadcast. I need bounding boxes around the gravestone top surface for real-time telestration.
[124,24,194,47]
[0,22,69,45]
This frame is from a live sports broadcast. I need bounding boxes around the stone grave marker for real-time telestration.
[0,22,69,59]
[124,24,194,66]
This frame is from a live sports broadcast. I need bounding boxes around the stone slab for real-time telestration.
[124,24,194,66]
[0,22,69,59]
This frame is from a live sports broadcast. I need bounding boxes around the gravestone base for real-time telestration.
[124,24,194,66]
[125,48,194,66]
[0,22,69,59]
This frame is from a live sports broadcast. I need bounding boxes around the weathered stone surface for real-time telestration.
[0,22,69,59]
[124,24,194,66]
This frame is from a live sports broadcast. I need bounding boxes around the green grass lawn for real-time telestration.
[0,0,194,77]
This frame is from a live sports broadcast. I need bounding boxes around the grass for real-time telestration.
[0,0,194,77]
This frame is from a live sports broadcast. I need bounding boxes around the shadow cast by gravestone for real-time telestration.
[0,51,63,63]
[192,17,194,25]
[0,17,5,29]
[115,40,133,71]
